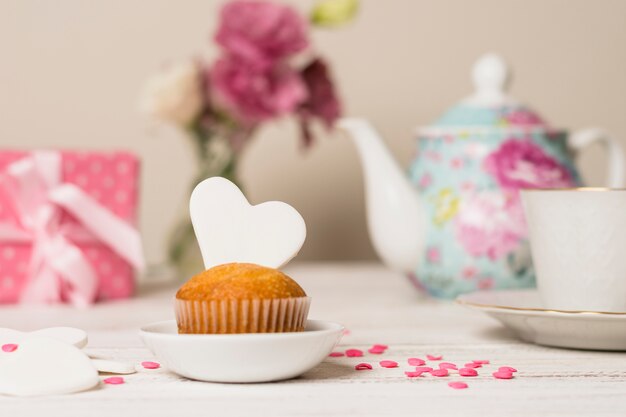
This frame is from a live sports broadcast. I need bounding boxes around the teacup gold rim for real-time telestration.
[520,187,626,192]
[455,297,626,315]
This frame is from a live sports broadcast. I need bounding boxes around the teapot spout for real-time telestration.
[339,118,425,273]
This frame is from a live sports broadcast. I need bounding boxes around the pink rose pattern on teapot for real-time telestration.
[408,106,579,298]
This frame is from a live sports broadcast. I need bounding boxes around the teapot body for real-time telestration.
[341,54,625,299]
[407,127,581,298]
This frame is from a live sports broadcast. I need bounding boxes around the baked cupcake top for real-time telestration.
[176,263,306,301]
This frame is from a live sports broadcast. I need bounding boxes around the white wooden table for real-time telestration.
[1,262,625,417]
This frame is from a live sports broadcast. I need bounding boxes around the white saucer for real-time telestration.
[457,289,626,351]
[140,319,343,383]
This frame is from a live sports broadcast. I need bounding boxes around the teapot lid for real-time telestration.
[428,53,549,132]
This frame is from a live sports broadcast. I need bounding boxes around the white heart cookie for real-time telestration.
[190,177,306,269]
[0,328,136,376]
[0,327,87,348]
[0,336,99,396]
[91,359,136,375]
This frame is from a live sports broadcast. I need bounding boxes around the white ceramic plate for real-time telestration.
[457,289,626,351]
[140,319,343,383]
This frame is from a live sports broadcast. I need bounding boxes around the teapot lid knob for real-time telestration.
[463,53,517,106]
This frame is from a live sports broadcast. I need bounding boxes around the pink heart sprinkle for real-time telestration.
[473,359,490,365]
[464,362,482,368]
[329,352,345,357]
[448,381,468,390]
[103,377,125,385]
[368,347,386,354]
[141,361,160,369]
[345,349,364,357]
[355,363,372,371]
[499,366,517,373]
[405,371,425,378]
[343,329,351,336]
[492,371,514,380]
[430,368,449,377]
[1,344,18,353]
[372,344,388,350]
[427,354,442,361]
[415,366,433,372]
[408,357,426,366]
[459,368,478,377]
[439,362,457,370]
[379,360,398,368]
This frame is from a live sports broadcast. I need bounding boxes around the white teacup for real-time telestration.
[521,188,626,312]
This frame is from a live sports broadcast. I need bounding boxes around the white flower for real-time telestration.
[139,61,203,126]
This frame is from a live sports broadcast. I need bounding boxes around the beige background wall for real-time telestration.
[1,0,625,265]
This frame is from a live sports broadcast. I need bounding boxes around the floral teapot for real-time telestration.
[340,53,625,299]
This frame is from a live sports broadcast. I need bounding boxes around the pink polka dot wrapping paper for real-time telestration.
[0,150,140,304]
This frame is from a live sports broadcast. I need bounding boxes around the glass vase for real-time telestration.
[167,131,242,279]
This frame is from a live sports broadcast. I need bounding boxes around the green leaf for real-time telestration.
[311,0,359,28]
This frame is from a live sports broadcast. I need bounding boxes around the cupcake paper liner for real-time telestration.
[175,297,311,334]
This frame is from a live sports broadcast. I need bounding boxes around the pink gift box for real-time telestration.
[0,150,141,304]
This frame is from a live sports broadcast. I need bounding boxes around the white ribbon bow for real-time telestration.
[1,151,144,307]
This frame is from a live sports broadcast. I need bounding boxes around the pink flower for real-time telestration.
[215,0,309,69]
[462,266,477,279]
[461,181,475,193]
[425,151,442,162]
[502,109,545,127]
[298,58,342,147]
[418,173,433,189]
[454,192,526,260]
[211,56,308,124]
[464,143,488,159]
[477,277,495,290]
[427,247,441,263]
[484,139,575,190]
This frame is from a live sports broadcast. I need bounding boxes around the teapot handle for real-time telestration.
[569,128,626,188]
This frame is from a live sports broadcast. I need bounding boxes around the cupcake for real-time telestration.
[175,263,310,334]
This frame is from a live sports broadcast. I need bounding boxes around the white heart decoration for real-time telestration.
[91,359,137,375]
[0,328,136,376]
[0,336,99,396]
[0,327,87,348]
[190,177,306,270]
